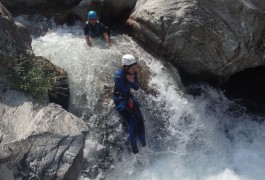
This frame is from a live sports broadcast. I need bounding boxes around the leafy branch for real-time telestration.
[11,55,63,98]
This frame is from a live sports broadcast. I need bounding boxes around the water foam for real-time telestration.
[30,21,265,180]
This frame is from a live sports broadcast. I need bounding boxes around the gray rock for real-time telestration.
[15,21,32,46]
[0,2,70,106]
[0,2,32,56]
[253,1,265,8]
[127,0,265,82]
[0,164,14,180]
[0,83,88,179]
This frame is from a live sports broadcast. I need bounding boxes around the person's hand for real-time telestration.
[127,74,135,83]
[86,37,92,47]
[104,41,111,48]
[105,42,111,47]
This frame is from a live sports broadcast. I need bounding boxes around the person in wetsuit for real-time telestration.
[113,54,146,154]
[84,10,110,47]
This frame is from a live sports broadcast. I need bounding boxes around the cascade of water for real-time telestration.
[29,18,265,180]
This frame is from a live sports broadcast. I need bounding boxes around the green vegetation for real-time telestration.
[12,55,59,98]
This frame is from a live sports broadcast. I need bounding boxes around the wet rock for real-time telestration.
[0,83,88,179]
[0,2,32,56]
[35,56,70,109]
[0,2,32,86]
[1,3,70,107]
[127,0,265,83]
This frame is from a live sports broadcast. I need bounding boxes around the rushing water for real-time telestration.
[23,16,265,180]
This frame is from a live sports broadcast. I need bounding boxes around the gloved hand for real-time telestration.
[116,102,126,111]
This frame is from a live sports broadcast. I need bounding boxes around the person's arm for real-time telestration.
[100,23,111,46]
[84,24,92,47]
[103,32,110,46]
[126,73,139,90]
[114,71,132,96]
[85,35,92,46]
[131,73,139,90]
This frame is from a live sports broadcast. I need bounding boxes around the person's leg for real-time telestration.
[137,119,146,147]
[132,100,146,147]
[128,115,139,154]
[115,101,139,154]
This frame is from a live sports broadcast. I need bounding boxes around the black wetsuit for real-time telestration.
[84,21,110,38]
[113,68,146,154]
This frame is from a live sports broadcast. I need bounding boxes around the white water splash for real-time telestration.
[30,20,265,180]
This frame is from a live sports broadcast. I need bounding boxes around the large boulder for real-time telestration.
[127,0,265,82]
[0,83,88,179]
[35,56,70,109]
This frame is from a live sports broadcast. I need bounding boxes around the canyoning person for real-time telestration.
[84,10,111,47]
[113,54,146,154]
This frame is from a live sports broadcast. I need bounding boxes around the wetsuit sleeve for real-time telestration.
[114,70,132,96]
[131,72,139,90]
[99,22,108,33]
[84,24,89,36]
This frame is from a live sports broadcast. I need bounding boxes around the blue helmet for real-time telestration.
[88,11,97,19]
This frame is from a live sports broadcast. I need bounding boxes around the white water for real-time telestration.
[30,21,265,180]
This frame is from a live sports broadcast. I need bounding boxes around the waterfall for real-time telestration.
[24,17,265,180]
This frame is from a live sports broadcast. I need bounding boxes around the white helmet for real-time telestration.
[122,54,137,66]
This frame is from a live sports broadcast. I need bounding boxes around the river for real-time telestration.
[16,15,265,180]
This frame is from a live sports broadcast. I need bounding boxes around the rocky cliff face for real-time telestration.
[0,1,32,88]
[0,2,85,178]
[127,0,265,82]
[0,83,88,179]
[0,2,32,56]
[0,2,70,108]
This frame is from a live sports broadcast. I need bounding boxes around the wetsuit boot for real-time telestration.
[131,143,139,154]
